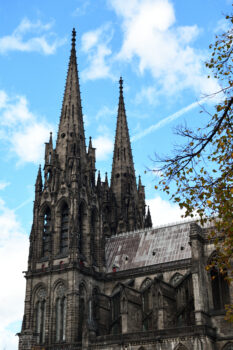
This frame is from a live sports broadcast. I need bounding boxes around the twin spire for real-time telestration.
[44,28,151,232]
[56,28,86,169]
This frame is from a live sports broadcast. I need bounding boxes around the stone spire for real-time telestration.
[35,164,42,195]
[56,28,86,169]
[111,77,139,232]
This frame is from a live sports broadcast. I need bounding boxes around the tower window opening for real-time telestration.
[56,296,67,342]
[60,204,69,253]
[48,152,51,164]
[36,299,46,344]
[42,207,51,257]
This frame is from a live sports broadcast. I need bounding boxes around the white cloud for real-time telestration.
[147,195,185,226]
[72,1,90,16]
[135,85,159,105]
[0,198,28,350]
[0,18,66,55]
[92,135,114,161]
[0,181,10,190]
[0,90,54,164]
[95,105,117,120]
[81,24,115,80]
[110,0,220,98]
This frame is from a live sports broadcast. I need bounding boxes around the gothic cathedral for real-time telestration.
[18,29,233,350]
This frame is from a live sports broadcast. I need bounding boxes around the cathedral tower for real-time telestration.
[18,29,151,350]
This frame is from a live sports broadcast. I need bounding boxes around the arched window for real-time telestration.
[55,284,67,342]
[174,344,188,350]
[211,266,230,310]
[92,288,100,335]
[170,272,183,286]
[35,288,47,344]
[78,284,86,342]
[90,209,98,265]
[42,207,51,257]
[111,292,121,334]
[140,278,152,331]
[60,203,69,253]
[78,203,87,257]
[223,343,233,350]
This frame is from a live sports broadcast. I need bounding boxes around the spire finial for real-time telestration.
[72,28,76,50]
[119,76,123,94]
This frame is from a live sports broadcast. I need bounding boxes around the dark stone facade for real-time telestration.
[18,29,232,350]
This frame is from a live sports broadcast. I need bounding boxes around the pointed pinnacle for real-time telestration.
[36,164,42,189]
[105,172,108,185]
[72,28,76,50]
[138,175,142,187]
[97,170,101,185]
[119,76,123,95]
[89,136,92,149]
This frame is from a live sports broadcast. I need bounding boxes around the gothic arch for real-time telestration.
[140,278,152,291]
[52,278,67,293]
[170,272,183,286]
[39,201,52,218]
[208,252,230,310]
[56,197,70,214]
[174,343,188,350]
[32,283,47,307]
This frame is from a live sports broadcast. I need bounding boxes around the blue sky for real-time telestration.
[0,0,231,348]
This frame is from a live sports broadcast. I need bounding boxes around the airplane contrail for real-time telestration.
[131,98,207,142]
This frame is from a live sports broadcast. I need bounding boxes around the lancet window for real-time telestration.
[140,279,152,331]
[78,203,87,256]
[42,207,51,257]
[60,203,69,253]
[211,266,230,310]
[78,284,86,342]
[55,284,67,342]
[111,292,121,334]
[90,209,98,265]
[35,288,47,344]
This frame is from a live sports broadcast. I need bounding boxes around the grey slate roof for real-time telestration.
[105,222,192,273]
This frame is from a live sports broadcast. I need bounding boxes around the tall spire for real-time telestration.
[56,28,86,169]
[111,77,139,232]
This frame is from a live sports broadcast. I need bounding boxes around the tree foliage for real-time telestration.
[155,14,233,319]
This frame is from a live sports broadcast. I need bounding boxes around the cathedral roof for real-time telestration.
[105,221,193,272]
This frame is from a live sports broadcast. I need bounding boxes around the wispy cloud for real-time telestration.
[0,18,66,55]
[132,98,206,142]
[0,90,54,164]
[110,0,220,98]
[0,182,10,190]
[72,1,90,16]
[81,24,115,81]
